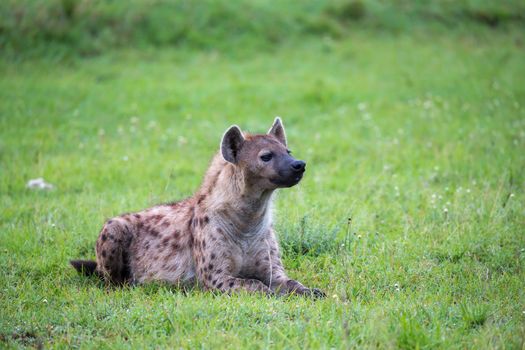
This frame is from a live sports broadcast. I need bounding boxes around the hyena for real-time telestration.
[71,118,325,297]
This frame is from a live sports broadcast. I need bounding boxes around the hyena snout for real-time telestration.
[290,160,306,172]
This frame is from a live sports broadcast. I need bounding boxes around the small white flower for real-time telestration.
[443,208,448,213]
[130,116,139,124]
[42,299,48,303]
[357,235,362,239]
[510,193,515,198]
[466,188,471,193]
[122,156,129,161]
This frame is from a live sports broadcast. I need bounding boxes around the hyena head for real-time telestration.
[220,117,306,190]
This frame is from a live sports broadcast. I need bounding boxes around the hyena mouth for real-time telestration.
[271,173,304,187]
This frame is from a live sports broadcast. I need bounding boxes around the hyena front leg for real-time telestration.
[255,238,326,298]
[265,263,326,298]
[197,261,273,295]
[193,236,273,295]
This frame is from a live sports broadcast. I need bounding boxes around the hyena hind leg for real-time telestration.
[95,218,134,285]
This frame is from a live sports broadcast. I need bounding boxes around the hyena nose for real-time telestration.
[291,160,306,172]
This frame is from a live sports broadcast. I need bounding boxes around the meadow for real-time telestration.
[1,1,525,348]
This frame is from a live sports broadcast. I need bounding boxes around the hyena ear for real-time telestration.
[221,125,245,164]
[268,116,287,146]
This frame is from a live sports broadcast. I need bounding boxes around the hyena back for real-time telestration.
[71,118,325,297]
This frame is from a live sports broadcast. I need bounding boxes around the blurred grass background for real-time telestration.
[1,0,525,58]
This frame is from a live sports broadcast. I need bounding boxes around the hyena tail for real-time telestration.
[70,260,99,276]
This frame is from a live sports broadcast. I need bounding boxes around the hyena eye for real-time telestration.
[260,153,273,162]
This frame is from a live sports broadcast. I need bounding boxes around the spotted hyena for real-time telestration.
[71,118,325,297]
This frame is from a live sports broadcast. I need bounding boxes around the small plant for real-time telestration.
[459,303,490,329]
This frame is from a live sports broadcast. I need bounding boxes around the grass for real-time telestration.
[1,0,525,57]
[1,14,525,350]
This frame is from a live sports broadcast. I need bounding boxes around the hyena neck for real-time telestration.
[197,154,274,234]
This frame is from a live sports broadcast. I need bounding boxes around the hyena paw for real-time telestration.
[309,288,327,299]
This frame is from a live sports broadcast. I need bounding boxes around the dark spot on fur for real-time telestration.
[111,248,116,254]
[229,281,235,287]
[206,274,211,280]
[151,214,164,223]
[255,260,260,267]
[101,234,107,241]
[171,242,180,250]
[172,230,180,238]
[197,195,206,204]
[212,279,217,286]
[217,228,223,234]
[208,263,214,270]
[217,282,223,289]
[109,234,115,241]
[121,250,130,280]
[134,213,141,219]
[107,220,113,225]
[203,216,209,225]
[101,250,107,258]
[216,268,222,274]
[210,253,216,260]
[149,229,159,237]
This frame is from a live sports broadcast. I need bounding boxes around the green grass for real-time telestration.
[2,0,525,57]
[1,25,525,349]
